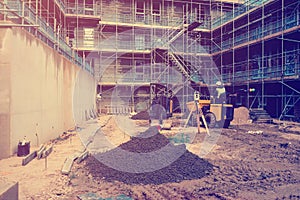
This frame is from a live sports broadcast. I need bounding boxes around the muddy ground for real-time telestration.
[0,116,299,200]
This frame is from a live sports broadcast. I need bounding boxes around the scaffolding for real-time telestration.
[77,0,215,114]
[1,0,300,119]
[0,0,93,74]
[211,0,300,119]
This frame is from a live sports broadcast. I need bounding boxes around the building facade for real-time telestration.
[1,0,300,120]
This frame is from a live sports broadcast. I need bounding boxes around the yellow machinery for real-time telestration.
[185,92,234,131]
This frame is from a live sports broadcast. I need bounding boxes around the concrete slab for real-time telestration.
[61,152,80,175]
[0,180,18,200]
[22,150,37,166]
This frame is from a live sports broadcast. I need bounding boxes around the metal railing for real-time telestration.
[211,4,300,53]
[1,0,93,74]
[65,2,210,29]
[221,49,300,84]
[211,0,270,28]
[72,29,211,54]
[100,73,179,84]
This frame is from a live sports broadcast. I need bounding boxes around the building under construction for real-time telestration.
[1,1,300,199]
[0,0,300,157]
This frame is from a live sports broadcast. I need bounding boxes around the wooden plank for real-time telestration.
[37,145,46,160]
[61,157,74,175]
[42,145,53,158]
[61,153,81,175]
[77,151,89,164]
[21,151,37,166]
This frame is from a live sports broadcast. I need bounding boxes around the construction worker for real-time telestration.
[215,81,226,103]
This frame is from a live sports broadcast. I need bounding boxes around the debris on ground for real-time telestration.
[77,193,132,200]
[249,109,273,123]
[231,106,251,125]
[77,150,89,164]
[51,131,77,144]
[247,130,263,135]
[37,144,46,159]
[61,152,81,175]
[42,144,53,158]
[130,110,150,120]
[279,142,291,148]
[86,126,213,185]
[278,123,300,135]
[1,115,300,199]
[162,120,172,130]
[22,151,37,166]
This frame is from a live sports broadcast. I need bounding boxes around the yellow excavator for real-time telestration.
[184,87,234,132]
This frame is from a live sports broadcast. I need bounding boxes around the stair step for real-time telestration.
[258,116,272,119]
[250,109,272,123]
[255,118,273,123]
[250,109,268,112]
[250,112,268,115]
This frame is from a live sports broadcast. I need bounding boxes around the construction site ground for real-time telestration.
[0,114,300,200]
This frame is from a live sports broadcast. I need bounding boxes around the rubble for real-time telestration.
[1,116,300,199]
[247,130,263,135]
[130,111,150,120]
[231,106,251,125]
[85,126,213,185]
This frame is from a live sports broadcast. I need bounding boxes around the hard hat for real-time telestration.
[216,81,222,86]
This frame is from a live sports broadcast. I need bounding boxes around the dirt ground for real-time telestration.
[0,115,300,200]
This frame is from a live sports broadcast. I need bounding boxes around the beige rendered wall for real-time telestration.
[0,29,11,159]
[0,28,96,159]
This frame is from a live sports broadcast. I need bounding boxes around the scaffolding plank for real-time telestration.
[77,151,89,163]
[42,145,53,158]
[61,153,81,175]
[22,151,37,166]
[37,145,46,160]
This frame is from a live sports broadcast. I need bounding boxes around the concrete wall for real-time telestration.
[0,181,18,200]
[0,29,11,159]
[0,28,96,159]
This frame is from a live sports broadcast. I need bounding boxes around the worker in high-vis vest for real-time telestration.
[215,81,226,103]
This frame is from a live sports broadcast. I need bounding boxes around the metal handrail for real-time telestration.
[1,0,92,75]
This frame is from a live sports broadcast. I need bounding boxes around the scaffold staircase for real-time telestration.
[151,20,204,87]
[168,52,190,79]
[279,81,300,120]
[249,109,273,123]
[150,20,203,113]
[159,21,202,48]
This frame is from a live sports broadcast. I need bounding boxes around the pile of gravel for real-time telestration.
[119,126,169,153]
[85,126,213,185]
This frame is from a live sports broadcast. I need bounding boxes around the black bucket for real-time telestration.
[17,142,30,157]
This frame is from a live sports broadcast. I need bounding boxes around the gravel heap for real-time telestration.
[85,126,213,185]
[119,126,169,153]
